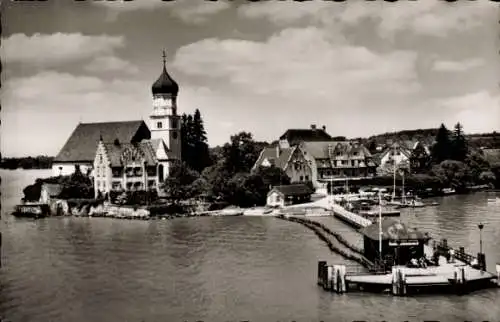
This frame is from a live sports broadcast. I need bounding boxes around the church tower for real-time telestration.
[150,50,181,162]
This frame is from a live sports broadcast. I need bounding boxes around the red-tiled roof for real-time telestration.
[361,218,427,241]
[269,184,314,196]
[54,121,150,163]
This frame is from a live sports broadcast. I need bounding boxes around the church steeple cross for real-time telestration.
[162,49,167,68]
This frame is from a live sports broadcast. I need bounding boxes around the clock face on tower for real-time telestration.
[153,97,172,109]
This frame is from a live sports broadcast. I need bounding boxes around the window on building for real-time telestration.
[157,122,163,129]
[172,119,178,129]
[300,176,304,181]
[305,175,309,181]
[173,131,178,139]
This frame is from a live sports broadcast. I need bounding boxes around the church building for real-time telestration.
[52,52,182,196]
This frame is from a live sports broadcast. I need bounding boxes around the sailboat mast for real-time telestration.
[378,190,383,263]
[392,146,396,202]
[402,170,405,204]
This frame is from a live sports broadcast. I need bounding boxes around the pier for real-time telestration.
[323,200,499,295]
[281,196,500,296]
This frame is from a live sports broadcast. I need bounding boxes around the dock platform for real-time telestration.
[317,199,500,295]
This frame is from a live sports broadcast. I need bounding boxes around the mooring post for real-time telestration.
[327,265,334,291]
[332,265,339,293]
[339,265,347,293]
[399,268,407,296]
[322,264,329,290]
[391,267,398,295]
[494,264,500,287]
[318,261,326,285]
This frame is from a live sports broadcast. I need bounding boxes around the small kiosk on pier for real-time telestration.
[360,218,430,268]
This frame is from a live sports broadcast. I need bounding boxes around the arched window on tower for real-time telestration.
[157,122,163,129]
[158,164,164,183]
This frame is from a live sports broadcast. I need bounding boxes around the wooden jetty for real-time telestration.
[316,198,500,296]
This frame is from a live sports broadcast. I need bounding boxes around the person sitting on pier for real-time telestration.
[408,258,419,268]
[471,258,480,269]
[448,249,455,263]
[419,257,427,268]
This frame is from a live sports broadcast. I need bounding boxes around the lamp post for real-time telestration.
[478,222,484,254]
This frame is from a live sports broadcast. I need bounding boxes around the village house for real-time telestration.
[52,52,183,196]
[252,145,313,183]
[266,184,314,208]
[299,141,377,188]
[253,125,376,192]
[377,140,432,174]
[278,124,333,148]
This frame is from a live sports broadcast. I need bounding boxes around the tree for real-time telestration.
[254,166,291,188]
[431,123,452,164]
[450,122,468,162]
[191,109,212,172]
[222,132,261,174]
[162,161,200,202]
[431,160,472,192]
[181,110,212,173]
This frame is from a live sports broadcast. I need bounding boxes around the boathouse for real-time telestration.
[361,218,429,266]
[39,183,63,203]
[266,184,314,207]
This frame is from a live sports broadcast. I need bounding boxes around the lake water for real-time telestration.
[1,169,500,322]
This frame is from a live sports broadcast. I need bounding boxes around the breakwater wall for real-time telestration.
[47,199,220,220]
[276,215,373,270]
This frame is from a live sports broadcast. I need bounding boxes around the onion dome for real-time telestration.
[151,50,179,96]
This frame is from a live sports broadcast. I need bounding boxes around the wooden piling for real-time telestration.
[496,264,500,287]
[327,265,334,291]
[317,261,326,285]
[339,265,347,293]
[322,264,329,290]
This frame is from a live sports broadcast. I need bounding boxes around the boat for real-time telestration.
[12,203,50,219]
[487,197,500,204]
[442,188,456,195]
[243,207,269,216]
[217,206,244,216]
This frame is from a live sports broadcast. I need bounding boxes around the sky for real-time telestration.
[1,0,499,157]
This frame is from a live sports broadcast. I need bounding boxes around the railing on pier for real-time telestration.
[331,203,372,228]
[435,240,477,265]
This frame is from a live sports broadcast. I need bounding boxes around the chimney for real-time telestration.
[311,124,317,130]
[322,125,326,131]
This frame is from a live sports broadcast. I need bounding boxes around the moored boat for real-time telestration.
[12,203,50,219]
[217,206,244,216]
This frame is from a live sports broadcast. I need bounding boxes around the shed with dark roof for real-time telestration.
[361,218,430,266]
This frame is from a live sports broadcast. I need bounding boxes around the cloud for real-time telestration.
[432,58,485,72]
[84,56,139,74]
[435,91,500,133]
[2,71,149,156]
[173,27,420,100]
[1,71,238,156]
[238,0,495,38]
[1,33,125,67]
[96,0,231,24]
